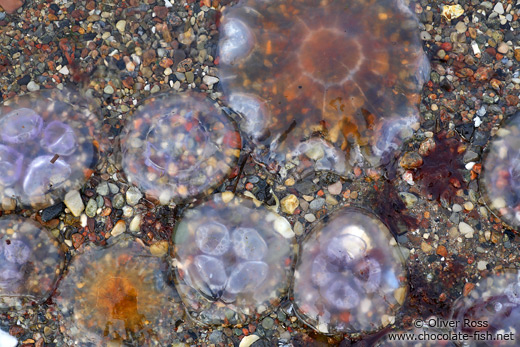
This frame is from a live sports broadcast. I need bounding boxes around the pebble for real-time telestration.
[112,193,125,209]
[399,151,423,169]
[455,21,467,34]
[327,181,342,195]
[104,85,114,94]
[304,213,316,222]
[129,215,142,232]
[464,202,474,211]
[399,192,418,208]
[477,260,488,271]
[27,81,40,92]
[110,220,126,237]
[493,2,504,15]
[59,66,69,75]
[96,182,109,196]
[280,194,299,214]
[452,204,463,212]
[459,222,474,238]
[261,317,274,329]
[239,335,260,347]
[202,75,219,86]
[309,198,325,210]
[64,190,85,217]
[85,198,97,218]
[116,20,126,33]
[497,42,509,54]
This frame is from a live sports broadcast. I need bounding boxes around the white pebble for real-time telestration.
[59,66,69,75]
[64,190,85,217]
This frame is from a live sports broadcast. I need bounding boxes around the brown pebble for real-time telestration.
[400,151,423,169]
[436,245,447,257]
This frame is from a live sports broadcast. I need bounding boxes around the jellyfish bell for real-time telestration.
[0,89,100,209]
[121,92,241,205]
[218,0,429,176]
[293,207,407,334]
[172,192,295,325]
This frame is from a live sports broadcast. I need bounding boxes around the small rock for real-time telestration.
[327,181,342,195]
[477,260,488,271]
[27,81,40,92]
[85,198,97,218]
[96,182,109,196]
[459,222,474,238]
[150,241,169,257]
[239,335,260,347]
[116,20,127,33]
[59,66,69,75]
[112,193,125,209]
[104,85,114,94]
[309,198,325,210]
[304,213,316,222]
[0,328,18,347]
[261,317,274,329]
[202,75,219,86]
[399,151,423,169]
[280,194,299,214]
[493,2,504,15]
[129,215,142,232]
[421,241,433,253]
[64,190,84,217]
[497,41,509,54]
[399,192,418,208]
[110,220,126,237]
[455,21,467,34]
[452,204,463,212]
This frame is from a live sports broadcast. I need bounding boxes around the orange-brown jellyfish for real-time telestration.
[55,238,182,346]
[218,0,430,175]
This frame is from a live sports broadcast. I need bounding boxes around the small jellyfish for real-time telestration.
[55,238,182,345]
[0,89,100,208]
[218,0,430,175]
[480,111,520,229]
[293,208,407,334]
[121,92,241,205]
[0,216,65,309]
[450,270,520,346]
[172,192,295,325]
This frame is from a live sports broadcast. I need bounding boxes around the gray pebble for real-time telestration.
[112,193,125,209]
[27,81,40,92]
[261,317,274,329]
[309,198,325,210]
[85,198,98,218]
[125,188,142,206]
[96,182,109,196]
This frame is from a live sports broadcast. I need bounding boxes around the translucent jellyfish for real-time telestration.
[450,270,520,346]
[218,0,430,175]
[293,208,407,334]
[121,92,241,205]
[172,192,295,325]
[55,238,182,346]
[0,89,100,208]
[480,111,520,229]
[0,216,65,309]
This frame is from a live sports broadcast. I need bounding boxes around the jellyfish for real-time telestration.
[172,192,295,325]
[0,89,100,208]
[121,92,241,205]
[55,238,182,345]
[293,208,407,334]
[450,271,520,346]
[0,216,65,309]
[218,0,430,176]
[480,111,520,229]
